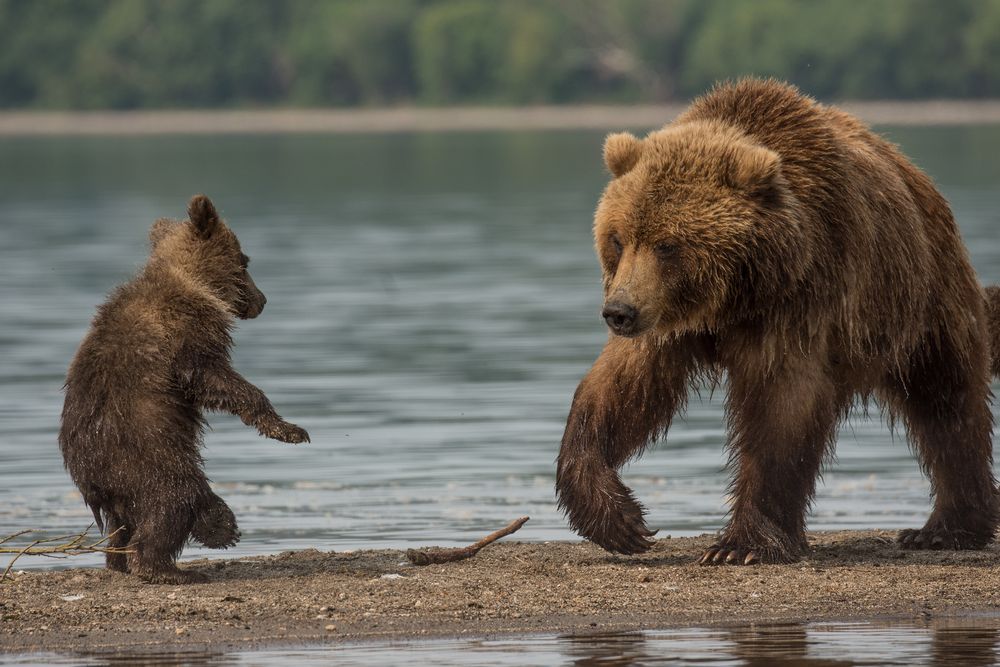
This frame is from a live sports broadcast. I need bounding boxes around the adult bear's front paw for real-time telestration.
[558,462,656,555]
[698,518,805,565]
[588,495,657,555]
[698,543,762,566]
[698,541,801,565]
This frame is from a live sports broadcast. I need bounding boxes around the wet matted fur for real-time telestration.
[59,195,309,584]
[556,79,1000,565]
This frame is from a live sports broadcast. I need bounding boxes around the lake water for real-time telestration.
[1,126,1000,664]
[1,126,1000,566]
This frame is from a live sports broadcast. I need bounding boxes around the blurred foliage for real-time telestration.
[1,0,999,109]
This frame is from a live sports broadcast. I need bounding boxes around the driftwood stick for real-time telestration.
[406,516,529,566]
[1,525,131,582]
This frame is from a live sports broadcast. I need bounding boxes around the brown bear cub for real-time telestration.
[556,78,1000,565]
[59,195,309,584]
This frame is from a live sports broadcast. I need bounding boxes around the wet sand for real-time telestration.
[4,530,1000,655]
[1,101,999,136]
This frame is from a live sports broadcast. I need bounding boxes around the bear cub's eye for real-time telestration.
[611,235,624,255]
[239,253,250,269]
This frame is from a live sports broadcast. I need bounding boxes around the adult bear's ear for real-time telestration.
[727,144,785,207]
[604,132,642,177]
[188,194,220,239]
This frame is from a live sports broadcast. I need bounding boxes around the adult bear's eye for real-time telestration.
[611,235,624,254]
[655,242,678,259]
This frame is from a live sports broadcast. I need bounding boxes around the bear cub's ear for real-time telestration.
[604,132,643,177]
[148,218,176,249]
[727,144,785,206]
[188,194,220,239]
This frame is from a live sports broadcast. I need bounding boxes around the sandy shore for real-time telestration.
[1,101,1000,136]
[4,530,1000,655]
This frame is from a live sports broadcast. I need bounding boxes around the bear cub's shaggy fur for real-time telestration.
[59,195,309,584]
[556,79,1000,565]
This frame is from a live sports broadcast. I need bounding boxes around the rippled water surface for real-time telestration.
[1,126,1000,571]
[10,618,1000,666]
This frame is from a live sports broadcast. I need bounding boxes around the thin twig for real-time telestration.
[3,539,42,582]
[0,530,31,547]
[406,516,529,566]
[1,525,131,582]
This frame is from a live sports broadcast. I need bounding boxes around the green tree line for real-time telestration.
[1,0,998,109]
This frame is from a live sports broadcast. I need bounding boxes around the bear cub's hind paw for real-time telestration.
[192,501,240,549]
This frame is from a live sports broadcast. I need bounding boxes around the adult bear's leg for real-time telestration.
[704,359,848,565]
[556,334,708,554]
[891,335,999,550]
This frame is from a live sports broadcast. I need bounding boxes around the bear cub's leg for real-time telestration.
[126,529,208,584]
[188,362,310,446]
[125,489,208,585]
[103,513,132,573]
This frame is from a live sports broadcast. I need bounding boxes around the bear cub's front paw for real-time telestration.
[261,419,310,444]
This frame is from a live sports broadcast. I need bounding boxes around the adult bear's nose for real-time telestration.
[602,301,639,335]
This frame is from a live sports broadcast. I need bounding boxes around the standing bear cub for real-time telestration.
[59,195,309,584]
[556,79,1000,564]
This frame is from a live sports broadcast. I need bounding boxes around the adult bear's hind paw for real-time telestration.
[898,525,992,551]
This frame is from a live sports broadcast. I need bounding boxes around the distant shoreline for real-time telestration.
[1,101,1000,136]
[5,530,1000,655]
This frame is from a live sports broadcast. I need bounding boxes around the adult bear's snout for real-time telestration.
[602,301,639,335]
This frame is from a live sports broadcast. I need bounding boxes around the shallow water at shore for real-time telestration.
[9,617,1000,666]
[190,619,1000,667]
[1,126,1000,573]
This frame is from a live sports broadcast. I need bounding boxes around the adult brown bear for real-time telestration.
[556,78,999,565]
[59,195,309,583]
